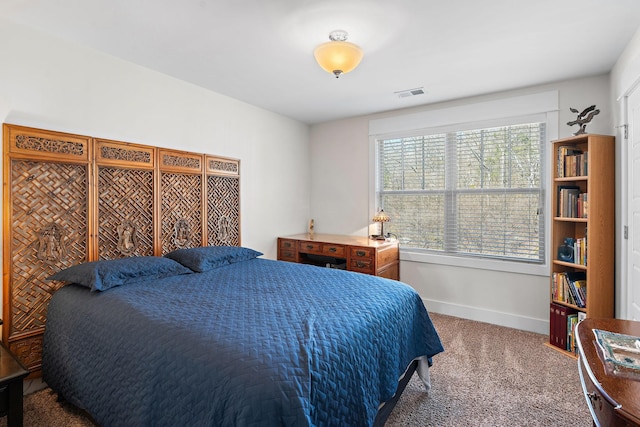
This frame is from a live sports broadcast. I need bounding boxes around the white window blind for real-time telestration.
[377,122,545,263]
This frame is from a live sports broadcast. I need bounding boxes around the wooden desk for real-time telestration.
[277,234,399,280]
[575,318,640,427]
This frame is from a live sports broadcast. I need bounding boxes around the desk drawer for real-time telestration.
[279,239,297,250]
[299,241,321,253]
[350,258,374,274]
[377,245,398,266]
[322,244,345,257]
[350,246,373,259]
[377,263,399,280]
[279,249,297,262]
[278,239,298,262]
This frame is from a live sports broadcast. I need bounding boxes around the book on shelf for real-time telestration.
[557,185,577,217]
[577,192,588,218]
[563,151,589,177]
[551,272,567,302]
[565,276,580,306]
[549,302,578,351]
[567,271,586,308]
[557,186,587,218]
[557,146,586,178]
[552,271,587,308]
[572,236,587,266]
[549,304,556,347]
[567,313,578,353]
[556,145,582,178]
[573,279,587,306]
[577,226,588,266]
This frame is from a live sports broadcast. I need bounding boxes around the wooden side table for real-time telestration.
[575,318,640,427]
[0,342,30,427]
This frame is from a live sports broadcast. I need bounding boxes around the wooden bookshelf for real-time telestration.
[548,134,615,357]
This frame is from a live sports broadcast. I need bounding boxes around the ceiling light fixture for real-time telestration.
[314,30,363,78]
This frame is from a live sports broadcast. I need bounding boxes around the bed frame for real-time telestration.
[2,123,241,375]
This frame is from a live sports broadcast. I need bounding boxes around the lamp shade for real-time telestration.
[372,209,390,223]
[314,30,363,78]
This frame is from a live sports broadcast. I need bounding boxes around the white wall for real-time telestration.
[310,75,612,334]
[0,19,311,261]
[3,16,633,336]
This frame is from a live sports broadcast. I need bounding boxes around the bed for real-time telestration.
[42,246,444,426]
[3,124,443,425]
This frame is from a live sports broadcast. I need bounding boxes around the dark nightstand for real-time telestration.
[0,334,30,427]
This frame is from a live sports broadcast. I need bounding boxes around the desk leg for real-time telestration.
[7,380,23,427]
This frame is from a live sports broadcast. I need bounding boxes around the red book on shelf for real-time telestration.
[549,303,558,346]
[550,302,575,350]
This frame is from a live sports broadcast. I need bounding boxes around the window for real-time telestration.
[376,122,545,264]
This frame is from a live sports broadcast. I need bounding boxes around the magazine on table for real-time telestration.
[593,329,640,381]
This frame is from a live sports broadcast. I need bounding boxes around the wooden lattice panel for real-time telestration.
[160,172,203,254]
[9,335,44,371]
[6,124,90,161]
[3,123,240,375]
[206,155,239,177]
[158,149,203,173]
[97,167,155,259]
[207,175,240,246]
[8,160,89,370]
[95,138,155,169]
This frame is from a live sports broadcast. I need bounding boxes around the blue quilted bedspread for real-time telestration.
[43,258,443,426]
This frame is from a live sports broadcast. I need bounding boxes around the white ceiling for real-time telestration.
[2,0,640,124]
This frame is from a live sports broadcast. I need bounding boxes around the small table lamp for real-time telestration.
[372,209,390,240]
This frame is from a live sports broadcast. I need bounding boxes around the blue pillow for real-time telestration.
[164,246,262,272]
[47,256,193,292]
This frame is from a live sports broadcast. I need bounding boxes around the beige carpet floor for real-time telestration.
[386,313,592,426]
[0,313,592,426]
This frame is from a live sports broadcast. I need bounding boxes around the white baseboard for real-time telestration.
[423,298,549,335]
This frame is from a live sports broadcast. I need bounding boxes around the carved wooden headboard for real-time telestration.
[2,123,241,374]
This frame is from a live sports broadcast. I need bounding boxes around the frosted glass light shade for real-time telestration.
[314,41,363,78]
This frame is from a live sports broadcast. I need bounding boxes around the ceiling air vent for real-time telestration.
[395,87,425,98]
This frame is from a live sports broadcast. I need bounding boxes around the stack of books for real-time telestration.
[557,186,588,218]
[549,302,585,352]
[552,271,587,308]
[557,146,588,177]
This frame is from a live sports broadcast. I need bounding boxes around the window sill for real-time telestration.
[399,249,548,277]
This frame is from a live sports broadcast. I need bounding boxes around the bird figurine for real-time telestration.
[567,105,600,135]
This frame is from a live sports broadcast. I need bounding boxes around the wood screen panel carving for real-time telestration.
[207,175,240,246]
[9,161,89,369]
[97,167,155,259]
[3,124,240,374]
[3,125,91,373]
[206,156,240,246]
[159,149,204,254]
[95,139,155,168]
[160,172,203,254]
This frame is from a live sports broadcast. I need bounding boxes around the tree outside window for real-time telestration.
[377,123,545,263]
